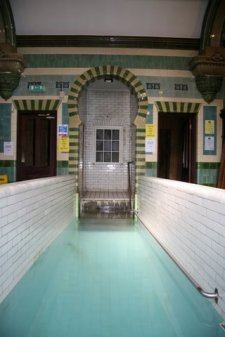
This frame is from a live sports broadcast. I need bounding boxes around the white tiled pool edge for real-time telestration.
[138,177,225,319]
[0,176,76,303]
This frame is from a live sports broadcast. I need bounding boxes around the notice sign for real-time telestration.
[58,124,68,136]
[205,120,215,135]
[145,124,156,138]
[59,137,69,153]
[4,142,13,156]
[204,136,215,151]
[145,138,156,153]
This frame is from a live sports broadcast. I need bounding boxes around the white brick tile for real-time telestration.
[0,176,76,304]
[138,177,225,319]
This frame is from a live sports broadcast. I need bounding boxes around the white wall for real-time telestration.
[138,177,225,319]
[0,176,76,303]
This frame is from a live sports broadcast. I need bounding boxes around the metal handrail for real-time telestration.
[135,211,219,303]
[127,161,134,211]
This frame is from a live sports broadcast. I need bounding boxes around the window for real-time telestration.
[96,128,120,162]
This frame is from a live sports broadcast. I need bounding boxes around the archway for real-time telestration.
[67,65,148,195]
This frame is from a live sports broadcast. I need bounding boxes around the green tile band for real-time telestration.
[24,54,191,70]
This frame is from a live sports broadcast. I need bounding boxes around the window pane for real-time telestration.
[96,152,103,162]
[96,129,103,139]
[112,130,119,140]
[96,140,103,151]
[104,140,111,151]
[112,141,119,151]
[112,152,119,162]
[104,129,111,140]
[104,152,111,162]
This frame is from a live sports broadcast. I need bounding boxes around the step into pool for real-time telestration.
[0,217,224,337]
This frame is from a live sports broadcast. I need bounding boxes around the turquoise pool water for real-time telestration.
[0,217,224,337]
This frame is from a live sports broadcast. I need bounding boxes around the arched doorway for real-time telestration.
[67,65,148,213]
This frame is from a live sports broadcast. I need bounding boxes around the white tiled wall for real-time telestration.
[80,86,136,192]
[0,176,76,303]
[138,177,225,319]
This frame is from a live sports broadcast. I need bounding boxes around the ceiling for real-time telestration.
[10,0,208,39]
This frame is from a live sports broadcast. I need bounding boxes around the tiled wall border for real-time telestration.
[67,65,148,188]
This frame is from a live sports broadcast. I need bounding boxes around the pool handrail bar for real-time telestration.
[134,210,219,303]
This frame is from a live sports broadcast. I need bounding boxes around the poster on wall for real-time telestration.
[58,124,69,136]
[204,136,215,151]
[4,142,13,156]
[145,124,156,138]
[204,120,215,135]
[145,138,156,153]
[59,137,69,153]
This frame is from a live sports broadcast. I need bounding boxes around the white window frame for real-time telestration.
[94,126,123,164]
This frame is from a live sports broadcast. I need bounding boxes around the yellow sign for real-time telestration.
[59,137,69,153]
[0,175,8,184]
[205,120,215,135]
[145,124,155,137]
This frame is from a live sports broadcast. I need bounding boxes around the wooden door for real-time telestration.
[17,111,56,181]
[158,113,196,183]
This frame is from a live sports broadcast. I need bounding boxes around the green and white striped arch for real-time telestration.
[67,65,148,185]
[13,99,61,111]
[156,101,201,113]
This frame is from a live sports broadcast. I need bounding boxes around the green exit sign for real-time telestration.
[28,82,46,93]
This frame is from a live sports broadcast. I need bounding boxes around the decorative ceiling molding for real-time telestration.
[16,35,200,50]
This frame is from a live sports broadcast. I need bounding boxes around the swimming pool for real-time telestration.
[0,217,224,337]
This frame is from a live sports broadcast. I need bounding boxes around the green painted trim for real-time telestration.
[136,136,145,140]
[68,164,79,168]
[201,183,217,187]
[145,162,158,169]
[136,143,145,147]
[135,151,145,154]
[196,162,220,169]
[57,161,69,168]
[136,165,145,169]
[0,160,15,167]
[69,142,79,146]
[138,112,147,118]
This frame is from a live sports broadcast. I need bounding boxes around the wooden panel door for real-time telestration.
[158,113,196,183]
[17,111,56,181]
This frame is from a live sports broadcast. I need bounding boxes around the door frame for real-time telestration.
[16,110,57,181]
[157,112,197,183]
